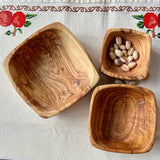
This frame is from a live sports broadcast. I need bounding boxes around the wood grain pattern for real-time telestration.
[89,84,157,154]
[3,22,99,118]
[100,28,151,80]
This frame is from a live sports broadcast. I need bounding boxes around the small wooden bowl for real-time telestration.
[100,28,151,80]
[89,84,157,154]
[3,22,99,118]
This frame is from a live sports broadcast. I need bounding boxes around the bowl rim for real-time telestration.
[99,28,152,80]
[88,84,157,154]
[3,22,100,118]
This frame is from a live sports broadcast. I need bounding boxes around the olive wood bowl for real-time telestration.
[3,22,99,118]
[89,84,157,154]
[100,28,151,80]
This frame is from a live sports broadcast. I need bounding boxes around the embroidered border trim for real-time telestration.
[0,5,160,12]
[1,0,159,3]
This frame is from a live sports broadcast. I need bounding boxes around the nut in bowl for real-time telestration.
[88,84,157,154]
[100,28,151,80]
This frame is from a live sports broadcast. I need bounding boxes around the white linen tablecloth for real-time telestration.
[0,0,160,159]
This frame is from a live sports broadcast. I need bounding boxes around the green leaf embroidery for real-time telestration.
[146,29,152,34]
[26,13,37,19]
[132,15,144,20]
[24,21,31,27]
[137,21,144,29]
[156,33,160,38]
[16,28,23,34]
[5,30,13,35]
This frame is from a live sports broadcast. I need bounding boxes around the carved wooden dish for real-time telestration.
[89,84,157,154]
[100,28,151,80]
[3,22,99,118]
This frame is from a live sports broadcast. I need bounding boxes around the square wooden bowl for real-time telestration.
[89,84,157,154]
[3,22,99,118]
[100,28,151,80]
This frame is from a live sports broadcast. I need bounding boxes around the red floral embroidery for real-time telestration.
[143,13,158,29]
[132,13,160,38]
[0,11,37,36]
[0,11,12,27]
[12,12,26,28]
[12,12,26,36]
[158,13,160,27]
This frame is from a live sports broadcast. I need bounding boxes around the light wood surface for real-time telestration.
[3,22,99,118]
[100,28,151,80]
[89,84,157,154]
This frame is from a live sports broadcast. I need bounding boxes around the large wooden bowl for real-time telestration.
[89,84,157,153]
[100,28,151,80]
[3,22,99,118]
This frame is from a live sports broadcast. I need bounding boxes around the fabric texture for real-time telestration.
[0,0,160,159]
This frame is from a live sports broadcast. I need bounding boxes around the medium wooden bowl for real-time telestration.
[3,22,99,118]
[89,84,157,154]
[100,28,151,80]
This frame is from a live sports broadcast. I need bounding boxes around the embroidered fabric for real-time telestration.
[1,0,160,4]
[1,5,160,12]
[0,1,160,160]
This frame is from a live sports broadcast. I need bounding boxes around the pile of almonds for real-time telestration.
[109,36,139,72]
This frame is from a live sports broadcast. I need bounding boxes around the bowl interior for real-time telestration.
[100,29,151,80]
[90,85,156,153]
[8,26,98,117]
